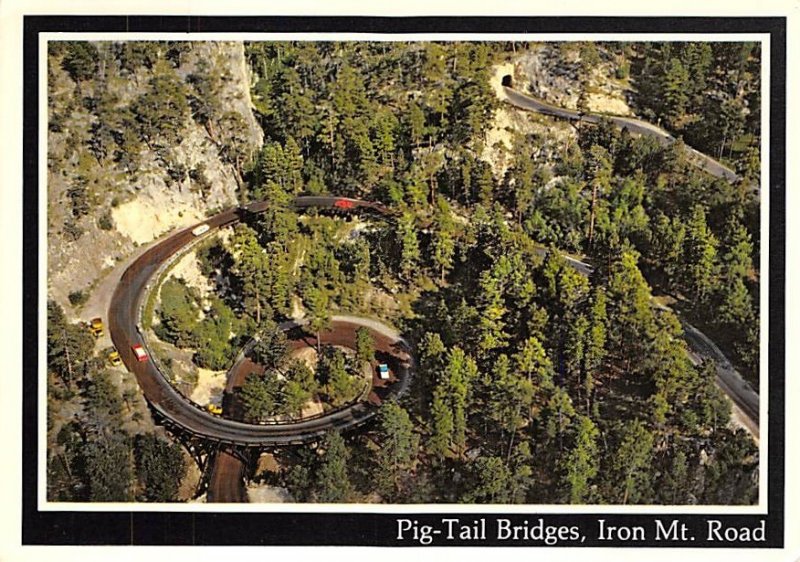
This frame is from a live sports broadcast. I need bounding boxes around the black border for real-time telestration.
[23,15,786,547]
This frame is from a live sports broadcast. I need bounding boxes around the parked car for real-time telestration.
[377,363,390,380]
[108,350,122,367]
[88,317,104,338]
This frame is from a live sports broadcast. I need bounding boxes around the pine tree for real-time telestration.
[582,287,607,412]
[720,217,754,281]
[407,101,426,148]
[47,301,95,387]
[681,205,719,307]
[485,354,534,456]
[85,434,133,502]
[239,372,281,422]
[398,212,420,282]
[585,145,613,249]
[61,42,99,85]
[429,387,454,461]
[375,401,419,499]
[355,327,374,366]
[661,58,690,128]
[133,434,187,502]
[476,270,509,356]
[432,196,457,283]
[513,336,553,390]
[315,431,353,502]
[562,415,599,503]
[606,251,656,369]
[611,420,655,504]
[462,456,511,503]
[306,286,331,354]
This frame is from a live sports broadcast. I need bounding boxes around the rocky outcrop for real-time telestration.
[47,41,263,317]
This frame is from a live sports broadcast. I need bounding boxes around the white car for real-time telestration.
[191,224,210,236]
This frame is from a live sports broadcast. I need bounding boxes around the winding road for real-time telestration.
[502,86,748,188]
[109,195,758,502]
[499,83,760,434]
[108,196,412,449]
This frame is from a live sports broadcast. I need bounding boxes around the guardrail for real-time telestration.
[136,230,239,419]
[136,238,386,428]
[222,330,377,426]
[121,200,415,445]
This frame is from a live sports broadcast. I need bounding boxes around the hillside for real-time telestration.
[47,41,263,317]
[45,39,761,506]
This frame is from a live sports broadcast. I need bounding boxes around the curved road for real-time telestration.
[206,315,411,501]
[110,188,757,501]
[557,255,759,437]
[501,83,759,434]
[502,86,748,188]
[108,196,411,448]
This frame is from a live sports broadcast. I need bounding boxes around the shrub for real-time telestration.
[63,219,84,241]
[98,211,114,231]
[68,290,89,306]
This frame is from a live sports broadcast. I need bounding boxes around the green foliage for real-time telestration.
[131,64,189,149]
[156,278,200,347]
[85,370,124,422]
[43,40,760,507]
[318,347,362,407]
[315,431,354,502]
[354,327,374,366]
[61,42,99,84]
[47,301,95,386]
[68,290,89,306]
[252,320,289,371]
[701,429,758,505]
[606,251,656,367]
[67,178,91,218]
[610,420,655,504]
[397,212,420,282]
[306,286,331,349]
[193,297,238,370]
[462,456,512,503]
[561,415,599,503]
[431,196,457,282]
[133,433,187,502]
[680,205,719,306]
[429,347,478,457]
[239,372,282,423]
[632,42,760,164]
[374,401,419,499]
[84,434,133,502]
[97,210,114,231]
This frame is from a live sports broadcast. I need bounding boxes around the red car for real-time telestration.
[334,199,355,209]
[131,344,148,362]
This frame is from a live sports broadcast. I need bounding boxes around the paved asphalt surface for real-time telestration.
[503,87,746,187]
[108,197,411,449]
[207,450,249,503]
[110,187,757,501]
[544,251,759,437]
[503,85,760,435]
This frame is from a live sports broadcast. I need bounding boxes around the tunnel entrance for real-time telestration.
[501,74,512,87]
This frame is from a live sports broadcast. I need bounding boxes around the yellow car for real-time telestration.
[108,350,122,367]
[89,317,104,338]
[206,403,223,415]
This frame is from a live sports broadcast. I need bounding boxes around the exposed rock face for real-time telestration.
[47,41,263,317]
[515,43,633,116]
[483,63,578,180]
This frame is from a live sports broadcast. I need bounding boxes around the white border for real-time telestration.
[37,31,771,516]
